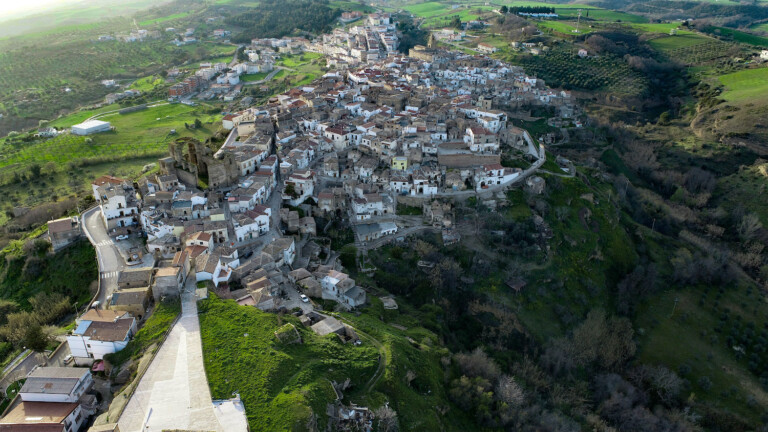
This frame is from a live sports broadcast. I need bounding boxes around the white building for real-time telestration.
[71,120,111,135]
[282,170,316,206]
[67,316,136,362]
[19,367,93,403]
[95,184,139,231]
[476,43,497,54]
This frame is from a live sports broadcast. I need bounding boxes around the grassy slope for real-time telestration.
[712,27,768,48]
[199,295,379,431]
[714,160,768,226]
[718,68,768,102]
[104,300,181,369]
[278,53,326,87]
[512,174,637,340]
[338,298,481,431]
[1,103,220,171]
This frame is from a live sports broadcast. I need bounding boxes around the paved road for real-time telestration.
[82,207,124,309]
[0,352,47,394]
[118,282,241,432]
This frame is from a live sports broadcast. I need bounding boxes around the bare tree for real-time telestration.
[455,347,501,381]
[374,404,399,432]
[495,375,524,407]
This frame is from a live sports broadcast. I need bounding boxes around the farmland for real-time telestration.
[751,22,768,33]
[631,22,690,34]
[707,26,768,48]
[0,37,234,137]
[1,102,220,171]
[539,20,592,35]
[329,0,375,13]
[649,33,711,50]
[557,7,647,23]
[718,68,768,102]
[512,46,649,96]
[139,12,192,26]
[402,2,495,29]
[649,35,738,65]
[0,102,221,215]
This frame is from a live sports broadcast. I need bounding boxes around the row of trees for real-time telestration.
[500,6,556,15]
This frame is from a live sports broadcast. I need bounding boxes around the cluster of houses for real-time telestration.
[219,49,567,205]
[310,12,399,69]
[168,46,278,101]
[43,43,572,372]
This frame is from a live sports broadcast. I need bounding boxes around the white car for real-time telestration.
[299,294,309,303]
[115,234,129,241]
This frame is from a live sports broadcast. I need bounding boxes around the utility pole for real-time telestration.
[574,9,582,33]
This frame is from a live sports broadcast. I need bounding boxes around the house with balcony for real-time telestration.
[96,183,140,232]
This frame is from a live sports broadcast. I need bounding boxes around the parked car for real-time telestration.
[116,234,129,241]
[63,355,74,365]
[300,294,309,303]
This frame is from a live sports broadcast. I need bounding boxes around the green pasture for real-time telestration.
[278,53,325,87]
[540,20,592,34]
[636,281,768,423]
[557,7,647,23]
[750,22,768,33]
[648,33,710,51]
[718,68,768,102]
[711,27,768,48]
[402,2,449,18]
[241,72,270,82]
[130,75,166,92]
[632,22,692,34]
[139,12,192,26]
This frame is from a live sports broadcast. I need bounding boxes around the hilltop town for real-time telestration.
[19,40,577,431]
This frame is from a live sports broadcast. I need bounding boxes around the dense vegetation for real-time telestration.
[227,0,342,42]
[0,236,97,363]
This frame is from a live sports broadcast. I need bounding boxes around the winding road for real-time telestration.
[81,207,125,309]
